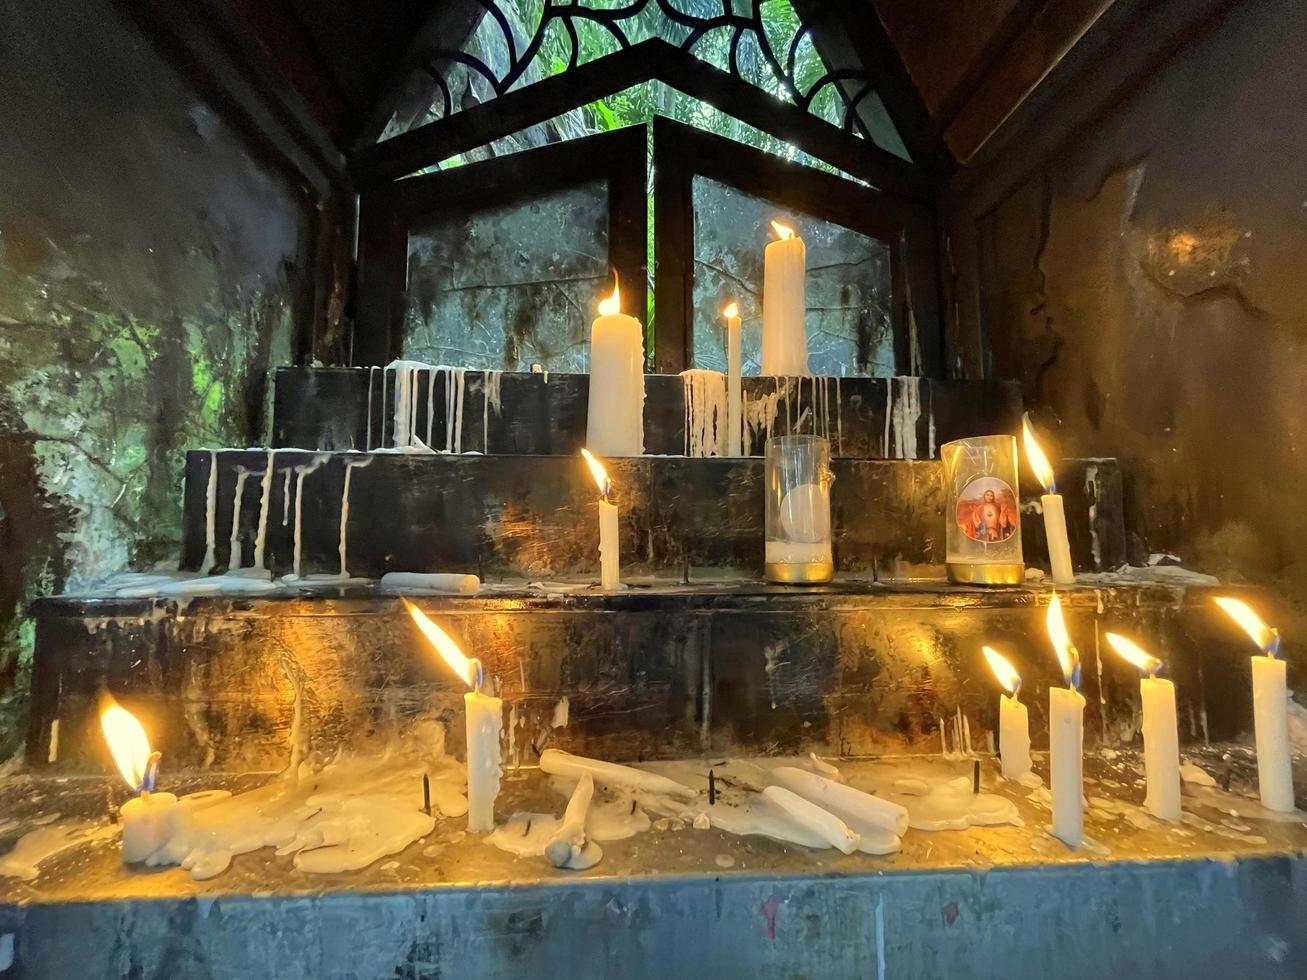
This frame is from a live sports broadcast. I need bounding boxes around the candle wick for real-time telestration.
[708,769,716,806]
[1268,628,1282,660]
[422,773,431,816]
[972,760,980,795]
[139,750,162,795]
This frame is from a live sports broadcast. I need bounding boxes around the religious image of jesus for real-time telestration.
[956,480,1017,544]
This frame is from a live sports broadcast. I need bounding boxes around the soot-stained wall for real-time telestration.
[952,0,1307,608]
[0,0,310,755]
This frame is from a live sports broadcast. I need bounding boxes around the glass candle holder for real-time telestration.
[765,435,834,584]
[941,435,1024,585]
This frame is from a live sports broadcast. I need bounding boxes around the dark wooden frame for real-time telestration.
[353,125,648,367]
[650,117,941,376]
[351,39,927,202]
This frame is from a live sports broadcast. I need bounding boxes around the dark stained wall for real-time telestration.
[0,0,311,755]
[950,0,1307,605]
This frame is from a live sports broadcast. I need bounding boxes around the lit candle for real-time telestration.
[581,449,620,590]
[761,221,809,376]
[1105,632,1180,821]
[100,697,181,864]
[1215,597,1295,812]
[585,274,646,456]
[723,301,743,456]
[407,601,503,831]
[983,646,1032,783]
[1046,592,1085,846]
[1022,414,1074,585]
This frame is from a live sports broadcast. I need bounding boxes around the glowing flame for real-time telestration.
[1021,413,1057,494]
[770,220,795,241]
[722,301,739,319]
[1105,632,1163,676]
[598,274,621,316]
[1214,596,1278,656]
[983,646,1022,696]
[406,599,478,688]
[1046,592,1080,688]
[100,697,153,791]
[580,448,612,498]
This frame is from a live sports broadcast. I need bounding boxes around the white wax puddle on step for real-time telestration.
[847,762,1022,831]
[141,741,465,880]
[0,819,119,880]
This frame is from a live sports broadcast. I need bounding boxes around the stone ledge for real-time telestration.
[1,755,1305,978]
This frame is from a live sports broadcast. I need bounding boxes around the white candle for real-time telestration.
[769,766,909,836]
[1216,597,1295,812]
[99,697,183,864]
[539,749,698,799]
[1022,415,1074,584]
[121,791,183,864]
[465,688,503,832]
[723,302,743,455]
[1105,633,1180,821]
[407,602,503,831]
[582,449,621,590]
[1046,592,1084,846]
[586,277,645,456]
[761,222,808,376]
[1252,656,1294,811]
[983,647,1032,782]
[761,785,858,853]
[545,773,595,868]
[1050,686,1085,846]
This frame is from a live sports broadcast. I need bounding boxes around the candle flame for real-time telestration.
[100,696,155,792]
[1214,596,1279,657]
[580,447,612,499]
[722,301,739,319]
[1105,632,1163,676]
[770,220,795,241]
[406,599,478,688]
[1046,592,1080,688]
[1021,413,1057,494]
[598,273,620,316]
[982,646,1022,696]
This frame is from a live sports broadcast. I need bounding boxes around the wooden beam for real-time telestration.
[352,0,487,150]
[351,39,929,201]
[795,0,954,181]
[355,127,648,365]
[943,0,1117,163]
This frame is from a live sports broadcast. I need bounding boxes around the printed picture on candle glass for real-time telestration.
[955,477,1018,544]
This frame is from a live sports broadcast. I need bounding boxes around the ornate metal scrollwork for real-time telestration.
[417,0,876,139]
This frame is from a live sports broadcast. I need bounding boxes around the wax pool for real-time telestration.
[586,310,645,456]
[465,689,504,832]
[1049,686,1085,846]
[998,693,1032,782]
[762,233,808,376]
[1252,655,1295,812]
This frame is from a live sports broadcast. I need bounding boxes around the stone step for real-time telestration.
[28,578,1261,775]
[178,450,1127,581]
[271,366,1021,459]
[2,759,1304,978]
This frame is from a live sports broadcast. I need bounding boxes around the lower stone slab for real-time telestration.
[27,579,1272,773]
[1,757,1305,979]
[179,451,1127,580]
